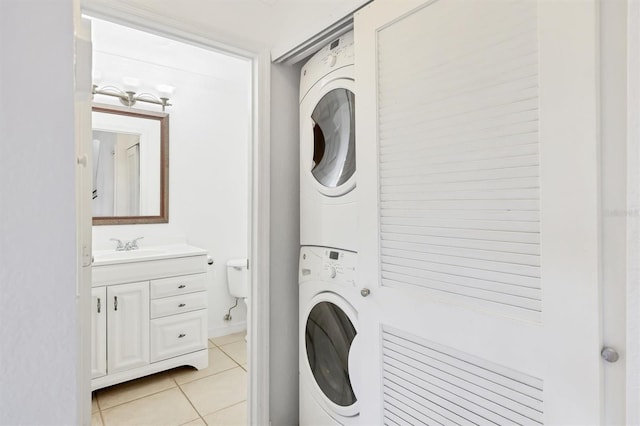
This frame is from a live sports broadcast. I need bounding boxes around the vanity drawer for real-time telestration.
[150,292,207,319]
[150,310,207,363]
[151,274,206,299]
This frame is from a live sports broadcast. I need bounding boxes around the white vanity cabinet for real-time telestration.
[91,246,209,391]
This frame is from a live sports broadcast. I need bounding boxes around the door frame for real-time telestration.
[627,0,640,423]
[77,7,272,425]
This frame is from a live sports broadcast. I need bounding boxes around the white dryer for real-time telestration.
[300,31,356,252]
[299,246,359,425]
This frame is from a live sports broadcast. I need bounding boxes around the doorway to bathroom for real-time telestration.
[85,17,256,425]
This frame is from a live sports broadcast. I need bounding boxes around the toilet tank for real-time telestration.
[227,258,249,298]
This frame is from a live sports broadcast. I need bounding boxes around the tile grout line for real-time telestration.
[175,380,207,425]
[96,375,179,412]
[195,399,249,422]
[94,391,107,426]
[98,405,106,426]
[216,343,247,368]
[215,340,247,372]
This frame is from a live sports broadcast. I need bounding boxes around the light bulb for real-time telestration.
[122,76,140,92]
[156,84,176,98]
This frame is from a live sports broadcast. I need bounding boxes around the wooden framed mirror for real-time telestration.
[91,103,169,225]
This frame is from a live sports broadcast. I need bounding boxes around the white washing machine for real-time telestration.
[300,31,356,252]
[299,246,359,425]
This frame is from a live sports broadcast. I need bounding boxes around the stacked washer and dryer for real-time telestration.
[298,31,360,426]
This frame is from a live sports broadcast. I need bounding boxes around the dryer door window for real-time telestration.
[305,301,357,407]
[311,88,356,189]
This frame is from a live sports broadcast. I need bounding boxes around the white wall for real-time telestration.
[0,0,80,424]
[269,62,302,426]
[90,19,252,337]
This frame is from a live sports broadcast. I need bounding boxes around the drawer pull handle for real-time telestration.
[178,284,186,289]
[178,303,186,308]
[178,333,186,338]
[114,296,118,311]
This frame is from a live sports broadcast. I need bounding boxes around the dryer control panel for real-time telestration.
[299,31,355,103]
[299,246,356,287]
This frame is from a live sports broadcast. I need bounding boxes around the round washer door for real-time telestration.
[303,292,358,417]
[302,76,356,197]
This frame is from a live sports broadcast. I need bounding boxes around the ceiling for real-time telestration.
[82,0,368,58]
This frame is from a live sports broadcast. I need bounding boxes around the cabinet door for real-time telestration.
[91,287,107,379]
[354,0,602,424]
[107,281,150,374]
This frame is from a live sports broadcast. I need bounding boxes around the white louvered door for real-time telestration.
[352,0,602,424]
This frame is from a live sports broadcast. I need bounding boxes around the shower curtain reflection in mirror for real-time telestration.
[92,130,141,217]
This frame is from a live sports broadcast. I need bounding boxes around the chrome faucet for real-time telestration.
[111,237,144,251]
[110,238,125,251]
[124,237,144,251]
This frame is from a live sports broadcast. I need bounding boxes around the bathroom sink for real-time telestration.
[94,249,167,262]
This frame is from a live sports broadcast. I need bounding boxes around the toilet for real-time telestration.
[226,258,249,340]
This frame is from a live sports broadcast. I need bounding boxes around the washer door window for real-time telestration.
[311,88,356,190]
[305,301,357,407]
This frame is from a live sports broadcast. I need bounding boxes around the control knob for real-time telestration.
[329,266,337,278]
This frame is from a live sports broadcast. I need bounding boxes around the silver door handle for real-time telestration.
[361,288,371,297]
[601,347,619,363]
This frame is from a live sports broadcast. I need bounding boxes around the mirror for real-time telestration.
[92,104,169,225]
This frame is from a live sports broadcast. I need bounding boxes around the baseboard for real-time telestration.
[209,322,247,339]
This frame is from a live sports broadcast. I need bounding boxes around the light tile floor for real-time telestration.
[92,332,247,426]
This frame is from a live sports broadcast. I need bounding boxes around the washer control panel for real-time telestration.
[299,246,356,287]
[299,31,355,103]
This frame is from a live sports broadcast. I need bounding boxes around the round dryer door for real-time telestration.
[310,88,356,190]
[305,300,357,408]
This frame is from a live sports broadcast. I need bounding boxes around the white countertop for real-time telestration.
[92,244,208,266]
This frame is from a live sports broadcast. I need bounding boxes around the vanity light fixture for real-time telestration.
[92,84,173,111]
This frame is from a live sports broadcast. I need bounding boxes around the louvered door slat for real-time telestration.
[380,128,538,158]
[381,276,541,312]
[386,363,540,426]
[383,331,543,394]
[381,268,541,302]
[381,208,540,222]
[381,232,539,256]
[384,385,470,426]
[382,328,544,425]
[381,177,539,194]
[381,224,539,245]
[381,217,538,234]
[383,355,543,422]
[380,155,539,180]
[382,239,540,268]
[383,348,543,414]
[382,247,540,277]
[384,390,458,426]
